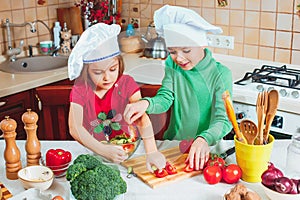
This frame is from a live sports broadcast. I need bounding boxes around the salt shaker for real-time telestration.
[0,116,22,180]
[22,109,41,166]
[285,133,300,178]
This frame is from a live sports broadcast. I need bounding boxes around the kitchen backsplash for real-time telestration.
[0,0,300,65]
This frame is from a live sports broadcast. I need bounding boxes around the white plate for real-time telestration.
[9,188,52,200]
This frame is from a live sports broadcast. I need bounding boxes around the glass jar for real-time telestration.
[285,133,300,178]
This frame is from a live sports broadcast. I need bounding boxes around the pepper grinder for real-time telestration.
[22,109,41,166]
[0,116,22,180]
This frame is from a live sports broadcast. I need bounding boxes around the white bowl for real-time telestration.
[18,165,54,191]
[262,183,300,200]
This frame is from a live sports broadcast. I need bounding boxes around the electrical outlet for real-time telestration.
[130,18,140,28]
[207,34,234,49]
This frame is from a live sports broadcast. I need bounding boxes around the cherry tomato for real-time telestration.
[52,196,64,200]
[205,154,226,168]
[222,164,242,184]
[154,168,168,178]
[165,162,177,175]
[179,139,194,154]
[122,143,135,153]
[184,163,194,173]
[203,165,222,184]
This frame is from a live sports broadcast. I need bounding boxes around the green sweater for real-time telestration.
[144,49,233,145]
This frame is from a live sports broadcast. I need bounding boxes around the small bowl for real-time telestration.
[18,165,54,191]
[45,161,72,178]
[262,183,300,200]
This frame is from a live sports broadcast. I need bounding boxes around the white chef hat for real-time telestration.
[68,23,121,80]
[154,5,223,47]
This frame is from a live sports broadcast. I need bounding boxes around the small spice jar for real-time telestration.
[285,133,300,178]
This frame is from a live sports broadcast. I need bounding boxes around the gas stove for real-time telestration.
[232,64,300,138]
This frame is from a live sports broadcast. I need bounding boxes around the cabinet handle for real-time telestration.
[0,101,6,107]
[35,94,42,111]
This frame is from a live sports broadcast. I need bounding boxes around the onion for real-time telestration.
[261,162,284,187]
[274,177,294,194]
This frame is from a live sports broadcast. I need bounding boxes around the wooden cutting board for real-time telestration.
[0,182,13,200]
[122,146,202,189]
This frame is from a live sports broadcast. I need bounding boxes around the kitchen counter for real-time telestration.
[0,139,292,200]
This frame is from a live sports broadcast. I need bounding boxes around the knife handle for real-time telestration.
[222,91,247,144]
[220,146,235,160]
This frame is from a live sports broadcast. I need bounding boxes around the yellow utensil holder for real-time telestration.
[234,135,274,183]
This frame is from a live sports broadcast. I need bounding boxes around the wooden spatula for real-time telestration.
[222,91,247,144]
[240,119,258,145]
[264,90,279,144]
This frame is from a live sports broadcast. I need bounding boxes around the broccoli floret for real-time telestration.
[66,154,127,200]
[73,154,103,169]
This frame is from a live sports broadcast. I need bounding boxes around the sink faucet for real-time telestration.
[1,18,53,61]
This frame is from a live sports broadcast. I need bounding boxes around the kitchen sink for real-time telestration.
[0,56,68,73]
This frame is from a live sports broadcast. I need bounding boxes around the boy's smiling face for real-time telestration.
[167,47,205,70]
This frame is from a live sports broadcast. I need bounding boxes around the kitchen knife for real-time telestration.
[219,146,235,160]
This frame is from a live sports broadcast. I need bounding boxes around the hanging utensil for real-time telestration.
[222,90,247,144]
[263,90,279,144]
[240,119,258,145]
[256,91,268,145]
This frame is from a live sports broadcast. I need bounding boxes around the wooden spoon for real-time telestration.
[240,119,258,145]
[264,90,279,144]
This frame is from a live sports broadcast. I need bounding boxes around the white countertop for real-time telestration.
[0,139,292,200]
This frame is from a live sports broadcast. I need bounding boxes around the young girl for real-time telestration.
[68,23,166,171]
[124,5,233,171]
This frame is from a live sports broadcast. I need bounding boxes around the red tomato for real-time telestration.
[222,164,242,184]
[203,165,222,184]
[122,144,135,153]
[205,154,226,168]
[179,139,194,154]
[184,163,194,173]
[154,168,168,178]
[165,162,177,175]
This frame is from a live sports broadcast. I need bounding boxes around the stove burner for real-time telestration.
[235,65,300,89]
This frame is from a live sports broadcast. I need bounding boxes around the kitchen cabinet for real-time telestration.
[0,90,33,139]
[34,79,74,141]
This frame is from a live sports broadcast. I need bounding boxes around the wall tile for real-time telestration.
[229,26,244,43]
[275,31,292,49]
[245,0,260,11]
[189,0,201,7]
[202,0,215,8]
[164,0,175,4]
[12,0,24,10]
[244,44,258,59]
[291,50,300,65]
[202,8,216,25]
[260,12,276,30]
[244,28,259,45]
[216,9,229,25]
[229,42,243,57]
[277,0,294,13]
[129,4,140,18]
[261,0,276,12]
[24,8,37,22]
[277,13,292,31]
[293,15,300,32]
[0,0,11,11]
[37,7,49,20]
[292,32,300,50]
[230,0,244,10]
[274,48,291,63]
[260,29,275,47]
[230,10,244,26]
[152,0,163,4]
[175,0,188,7]
[245,11,260,28]
[23,0,36,8]
[259,46,274,61]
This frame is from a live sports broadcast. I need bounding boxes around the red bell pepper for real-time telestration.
[46,149,72,176]
[165,162,177,175]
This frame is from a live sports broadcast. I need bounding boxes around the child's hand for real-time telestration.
[103,144,128,163]
[123,100,149,124]
[186,137,210,171]
[146,151,166,173]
